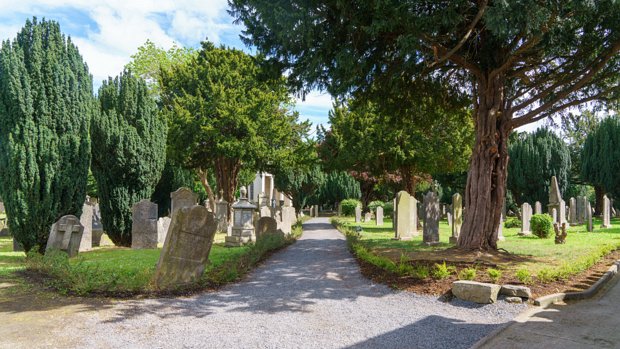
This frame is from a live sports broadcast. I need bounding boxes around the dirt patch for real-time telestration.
[357,249,620,299]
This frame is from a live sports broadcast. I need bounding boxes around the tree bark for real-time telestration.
[214,157,241,225]
[594,185,604,216]
[198,168,216,212]
[400,167,418,195]
[458,74,511,251]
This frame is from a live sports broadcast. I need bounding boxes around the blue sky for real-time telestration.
[0,0,334,129]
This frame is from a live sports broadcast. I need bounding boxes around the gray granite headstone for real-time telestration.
[46,215,84,257]
[215,196,229,232]
[568,197,577,225]
[601,195,612,228]
[534,201,542,215]
[376,206,384,226]
[170,187,198,214]
[577,196,586,224]
[131,199,158,249]
[423,192,440,245]
[520,203,532,235]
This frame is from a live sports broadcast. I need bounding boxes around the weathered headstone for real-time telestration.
[577,196,586,224]
[587,201,593,232]
[337,201,343,216]
[394,191,416,240]
[497,214,505,241]
[46,215,84,257]
[450,193,462,244]
[568,197,577,226]
[153,205,218,288]
[447,212,453,227]
[520,203,532,235]
[559,199,566,224]
[313,205,320,217]
[79,198,93,252]
[170,187,198,214]
[364,211,372,222]
[376,206,384,226]
[157,217,171,244]
[260,205,273,218]
[278,206,295,235]
[534,201,542,215]
[355,206,362,223]
[226,187,257,246]
[423,192,440,245]
[256,216,280,240]
[601,195,612,228]
[548,176,562,223]
[215,194,229,233]
[551,208,557,223]
[131,200,158,249]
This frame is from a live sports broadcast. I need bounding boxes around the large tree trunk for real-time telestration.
[458,75,511,251]
[198,168,217,212]
[400,167,418,195]
[214,157,241,225]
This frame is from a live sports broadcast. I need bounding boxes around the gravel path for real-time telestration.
[4,218,526,349]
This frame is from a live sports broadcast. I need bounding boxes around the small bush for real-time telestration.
[396,254,414,276]
[368,200,385,213]
[504,217,521,228]
[515,268,533,285]
[432,262,454,279]
[530,214,554,238]
[383,202,394,217]
[458,267,477,281]
[487,268,502,283]
[411,265,430,279]
[340,199,361,216]
[536,268,555,283]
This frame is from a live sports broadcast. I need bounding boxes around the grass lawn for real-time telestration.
[336,215,620,283]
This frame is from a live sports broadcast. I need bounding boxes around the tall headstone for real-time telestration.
[313,205,319,217]
[548,176,562,222]
[215,191,229,233]
[423,192,440,245]
[46,215,84,258]
[601,195,612,228]
[559,199,567,224]
[79,197,93,252]
[337,201,343,216]
[376,206,384,226]
[568,197,577,226]
[255,216,280,240]
[586,201,593,232]
[153,205,218,288]
[394,191,414,240]
[551,208,557,223]
[355,206,362,223]
[534,201,542,215]
[170,187,198,214]
[450,193,462,244]
[131,199,158,249]
[497,214,505,241]
[364,211,372,222]
[157,217,171,244]
[576,196,586,224]
[520,203,532,235]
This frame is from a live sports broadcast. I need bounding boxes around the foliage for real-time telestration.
[274,162,325,213]
[161,41,307,220]
[504,218,522,229]
[91,70,167,246]
[516,269,533,285]
[487,269,502,284]
[367,201,385,213]
[431,262,454,280]
[530,214,554,239]
[508,128,571,207]
[150,160,196,217]
[318,171,361,209]
[458,268,477,281]
[0,18,93,252]
[340,199,361,216]
[560,111,600,186]
[411,265,431,280]
[582,116,620,198]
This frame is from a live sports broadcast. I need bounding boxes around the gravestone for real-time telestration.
[92,203,104,246]
[534,201,542,215]
[260,205,273,218]
[392,198,397,229]
[215,194,229,233]
[355,206,362,223]
[450,193,462,244]
[364,212,372,222]
[587,201,593,232]
[568,197,577,226]
[376,206,384,226]
[46,215,84,257]
[576,196,586,224]
[497,214,505,241]
[559,199,567,224]
[447,212,453,226]
[79,198,93,252]
[547,176,562,223]
[313,205,320,217]
[170,187,198,214]
[337,202,343,216]
[256,216,280,240]
[278,206,295,235]
[551,208,557,223]
[601,195,612,228]
[520,203,532,235]
[423,192,440,245]
[395,191,416,240]
[153,205,218,288]
[226,187,257,246]
[157,217,171,244]
[131,200,158,249]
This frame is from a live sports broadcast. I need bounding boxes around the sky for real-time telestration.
[0,0,334,129]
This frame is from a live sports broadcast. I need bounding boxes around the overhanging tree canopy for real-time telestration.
[230,0,620,250]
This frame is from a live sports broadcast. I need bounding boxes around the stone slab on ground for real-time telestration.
[452,281,501,304]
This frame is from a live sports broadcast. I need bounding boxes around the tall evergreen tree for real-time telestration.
[91,70,167,246]
[581,116,620,210]
[0,18,93,252]
[507,129,571,208]
[318,171,361,209]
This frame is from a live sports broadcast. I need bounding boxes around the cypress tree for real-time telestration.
[91,70,166,246]
[507,128,571,208]
[0,18,93,252]
[319,171,361,209]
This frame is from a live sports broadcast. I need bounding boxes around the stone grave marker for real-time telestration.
[520,203,532,235]
[376,206,384,226]
[355,206,362,223]
[587,201,593,232]
[170,187,198,214]
[497,214,505,241]
[534,201,542,215]
[131,200,158,249]
[569,197,577,226]
[395,191,416,240]
[547,176,563,223]
[157,217,171,244]
[423,192,440,245]
[260,205,273,218]
[450,193,462,244]
[46,215,84,257]
[256,216,280,240]
[79,197,93,252]
[601,195,612,228]
[364,211,372,222]
[215,193,229,233]
[559,199,566,224]
[153,205,218,288]
[226,187,257,246]
[577,196,586,224]
[278,206,295,235]
[337,201,342,216]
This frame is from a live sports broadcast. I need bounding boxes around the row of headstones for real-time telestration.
[353,206,384,225]
[391,191,443,245]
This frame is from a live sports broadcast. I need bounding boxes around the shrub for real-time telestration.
[530,214,554,238]
[411,265,430,279]
[432,262,454,279]
[458,268,477,280]
[487,268,502,283]
[504,217,521,228]
[515,268,533,285]
[383,202,394,217]
[368,200,385,213]
[340,199,361,216]
[536,268,555,283]
[396,254,414,276]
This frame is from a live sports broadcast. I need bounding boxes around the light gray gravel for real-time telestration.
[29,218,526,349]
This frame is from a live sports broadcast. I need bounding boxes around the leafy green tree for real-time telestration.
[582,115,620,212]
[150,160,195,217]
[230,0,620,250]
[507,128,571,208]
[318,171,361,209]
[161,42,306,222]
[91,70,167,246]
[0,18,93,252]
[274,164,326,214]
